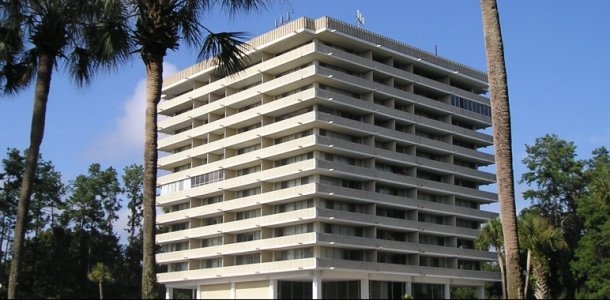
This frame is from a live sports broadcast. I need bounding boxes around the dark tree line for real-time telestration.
[0,148,145,299]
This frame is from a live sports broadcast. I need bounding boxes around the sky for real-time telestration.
[1,0,609,240]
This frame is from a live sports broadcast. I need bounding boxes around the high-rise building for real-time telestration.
[156,16,500,299]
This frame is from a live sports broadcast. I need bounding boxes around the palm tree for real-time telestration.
[0,1,129,298]
[519,210,566,299]
[475,217,507,299]
[88,262,114,299]
[122,1,268,297]
[479,0,524,298]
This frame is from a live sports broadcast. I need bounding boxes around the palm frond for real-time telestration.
[218,0,268,16]
[0,47,36,94]
[67,47,93,86]
[176,0,202,47]
[199,31,250,77]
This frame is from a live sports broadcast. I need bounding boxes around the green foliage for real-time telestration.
[519,209,567,299]
[123,164,143,241]
[0,148,64,251]
[520,134,586,298]
[572,151,610,299]
[60,163,121,235]
[0,0,131,92]
[0,148,146,298]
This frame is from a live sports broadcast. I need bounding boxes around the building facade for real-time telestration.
[156,16,500,299]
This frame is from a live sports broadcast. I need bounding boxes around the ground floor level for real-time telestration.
[163,270,490,299]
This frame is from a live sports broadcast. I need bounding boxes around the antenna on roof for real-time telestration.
[356,9,365,28]
[275,9,293,27]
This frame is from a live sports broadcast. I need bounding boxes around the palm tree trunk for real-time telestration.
[524,249,532,298]
[497,253,507,299]
[480,1,523,298]
[8,53,54,299]
[532,258,549,299]
[99,280,104,299]
[141,53,163,299]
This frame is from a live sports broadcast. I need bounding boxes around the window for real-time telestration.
[171,202,190,212]
[236,209,261,220]
[191,170,225,187]
[377,252,407,264]
[171,262,188,272]
[321,247,365,261]
[376,229,407,242]
[235,187,261,198]
[376,207,406,219]
[201,237,222,247]
[324,153,362,166]
[236,165,261,176]
[237,144,261,155]
[203,195,223,205]
[451,95,491,117]
[237,122,261,133]
[320,176,362,190]
[235,253,260,265]
[275,247,313,261]
[323,224,364,237]
[457,218,479,229]
[319,129,361,144]
[419,256,446,267]
[236,231,261,242]
[275,223,313,237]
[419,234,446,246]
[275,176,312,190]
[275,152,313,167]
[418,213,445,225]
[325,200,366,213]
[202,216,222,226]
[162,242,189,252]
[202,258,222,268]
[171,222,188,231]
[272,199,313,214]
[318,105,362,121]
[418,192,446,204]
[274,130,313,144]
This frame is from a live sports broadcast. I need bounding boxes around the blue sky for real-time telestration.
[1,0,609,236]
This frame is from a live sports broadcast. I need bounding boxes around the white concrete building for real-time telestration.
[156,16,500,299]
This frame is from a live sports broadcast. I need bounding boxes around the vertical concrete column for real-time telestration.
[165,287,172,299]
[196,286,201,299]
[312,271,322,299]
[477,286,485,299]
[404,281,412,298]
[360,279,369,299]
[269,279,277,299]
[230,282,236,299]
[444,283,451,299]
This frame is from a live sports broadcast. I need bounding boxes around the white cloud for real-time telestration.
[86,62,178,161]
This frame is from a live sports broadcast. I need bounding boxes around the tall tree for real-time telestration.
[571,148,610,299]
[0,1,129,297]
[520,134,585,298]
[60,164,122,236]
[518,209,566,299]
[475,217,507,299]
[122,164,144,296]
[123,164,144,242]
[479,0,523,298]
[117,1,269,297]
